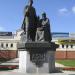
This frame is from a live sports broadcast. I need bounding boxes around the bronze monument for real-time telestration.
[18,0,59,73]
[36,12,52,42]
[21,0,37,41]
[21,0,52,42]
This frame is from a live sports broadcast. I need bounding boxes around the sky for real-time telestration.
[0,0,75,33]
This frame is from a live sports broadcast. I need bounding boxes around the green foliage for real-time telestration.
[56,60,75,67]
[58,39,75,44]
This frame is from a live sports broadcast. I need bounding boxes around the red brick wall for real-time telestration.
[0,50,17,60]
[56,51,75,59]
[55,51,66,59]
[0,50,75,60]
[8,50,18,59]
[67,51,75,59]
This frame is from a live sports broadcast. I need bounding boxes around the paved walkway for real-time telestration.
[0,71,75,75]
[0,59,75,75]
[55,63,65,67]
[0,64,75,75]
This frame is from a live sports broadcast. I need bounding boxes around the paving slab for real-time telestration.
[0,69,73,75]
[0,71,75,75]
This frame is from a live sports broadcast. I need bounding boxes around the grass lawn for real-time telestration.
[56,60,75,67]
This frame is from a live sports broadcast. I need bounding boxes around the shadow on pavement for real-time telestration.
[53,67,63,73]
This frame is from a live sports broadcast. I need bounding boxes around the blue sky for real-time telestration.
[0,0,75,33]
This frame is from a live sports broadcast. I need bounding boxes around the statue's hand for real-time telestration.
[37,27,44,31]
[24,31,26,34]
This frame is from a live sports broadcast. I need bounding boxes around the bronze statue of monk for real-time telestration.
[36,12,52,42]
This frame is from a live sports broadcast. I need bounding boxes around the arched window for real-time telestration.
[62,44,64,48]
[1,43,3,48]
[6,44,8,48]
[11,44,13,48]
[66,45,68,48]
[71,45,73,48]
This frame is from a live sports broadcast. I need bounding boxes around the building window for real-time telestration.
[62,44,64,48]
[1,43,3,48]
[6,44,8,48]
[11,44,13,48]
[66,45,68,48]
[71,45,73,48]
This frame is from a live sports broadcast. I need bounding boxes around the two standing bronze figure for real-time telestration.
[21,0,52,42]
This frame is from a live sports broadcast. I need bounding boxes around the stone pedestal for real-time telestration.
[19,51,27,72]
[18,42,59,73]
[47,51,56,73]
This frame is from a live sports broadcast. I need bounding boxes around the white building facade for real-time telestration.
[0,30,75,60]
[0,30,22,60]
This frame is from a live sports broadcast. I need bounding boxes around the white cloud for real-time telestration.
[0,26,5,31]
[58,8,68,14]
[58,6,75,15]
[72,6,75,13]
